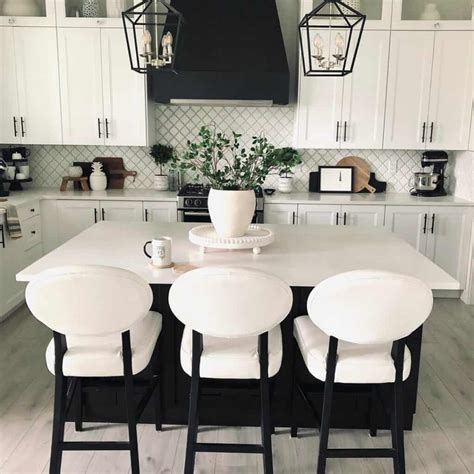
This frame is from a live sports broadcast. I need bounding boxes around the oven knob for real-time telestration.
[185,198,193,207]
[195,199,202,207]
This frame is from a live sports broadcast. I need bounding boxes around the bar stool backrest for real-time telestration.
[169,267,293,338]
[26,265,153,336]
[307,270,433,344]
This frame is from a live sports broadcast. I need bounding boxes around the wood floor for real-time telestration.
[0,299,472,473]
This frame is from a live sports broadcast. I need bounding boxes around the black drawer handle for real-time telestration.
[31,230,36,235]
[30,208,35,213]
[336,212,339,225]
[431,213,435,234]
[343,212,347,225]
[423,213,428,234]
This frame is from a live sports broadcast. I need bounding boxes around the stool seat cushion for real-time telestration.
[181,325,283,379]
[46,311,162,377]
[294,316,411,384]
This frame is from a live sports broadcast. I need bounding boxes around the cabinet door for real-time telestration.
[297,204,340,226]
[384,206,428,253]
[341,31,389,150]
[264,204,297,225]
[0,27,20,144]
[144,202,178,223]
[384,31,434,150]
[14,27,62,145]
[56,200,99,245]
[58,28,104,145]
[0,0,56,27]
[100,201,143,222]
[101,29,148,146]
[341,205,385,228]
[427,32,472,151]
[426,207,471,284]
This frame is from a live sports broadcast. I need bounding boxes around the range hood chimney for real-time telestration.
[151,0,290,105]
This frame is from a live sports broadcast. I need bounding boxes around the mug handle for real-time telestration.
[143,241,152,258]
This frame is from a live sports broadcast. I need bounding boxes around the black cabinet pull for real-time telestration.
[30,208,35,213]
[20,117,25,137]
[336,121,340,142]
[292,211,296,225]
[343,121,347,142]
[97,118,102,138]
[422,213,428,234]
[31,230,36,235]
[105,118,109,138]
[343,212,347,225]
[94,208,98,223]
[13,117,18,137]
[145,209,149,222]
[336,212,339,225]
[421,122,426,143]
[101,208,105,221]
[431,213,435,234]
[0,224,5,248]
[429,122,434,143]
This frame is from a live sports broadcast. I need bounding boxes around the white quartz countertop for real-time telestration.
[16,221,461,291]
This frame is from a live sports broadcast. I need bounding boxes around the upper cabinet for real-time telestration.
[356,0,393,30]
[391,0,473,30]
[56,0,134,27]
[0,26,62,145]
[58,27,148,146]
[0,0,56,26]
[384,31,472,150]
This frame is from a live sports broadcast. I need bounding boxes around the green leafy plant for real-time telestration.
[149,144,174,176]
[272,147,302,178]
[173,126,282,190]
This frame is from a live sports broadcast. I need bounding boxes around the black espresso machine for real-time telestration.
[411,151,448,197]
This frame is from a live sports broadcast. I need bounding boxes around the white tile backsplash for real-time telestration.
[26,104,440,193]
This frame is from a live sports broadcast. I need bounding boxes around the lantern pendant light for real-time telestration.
[299,0,366,77]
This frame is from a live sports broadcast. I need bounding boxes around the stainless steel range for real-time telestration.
[177,184,264,223]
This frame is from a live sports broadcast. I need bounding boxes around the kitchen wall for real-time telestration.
[452,151,474,201]
[28,104,431,193]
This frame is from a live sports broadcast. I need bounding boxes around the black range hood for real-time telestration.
[151,0,290,105]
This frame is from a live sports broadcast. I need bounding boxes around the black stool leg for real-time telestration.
[317,337,338,474]
[290,339,298,438]
[50,372,67,474]
[154,377,162,432]
[391,339,406,474]
[122,332,140,474]
[369,385,377,438]
[75,378,83,432]
[185,331,203,474]
[259,333,273,474]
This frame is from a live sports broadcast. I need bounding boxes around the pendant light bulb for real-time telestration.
[142,29,152,55]
[312,33,325,62]
[334,32,345,63]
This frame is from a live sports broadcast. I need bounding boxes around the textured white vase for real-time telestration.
[278,177,293,193]
[2,0,41,16]
[154,174,169,191]
[420,3,441,20]
[208,189,256,238]
[89,173,107,191]
[343,0,361,10]
[106,0,125,17]
[82,0,99,17]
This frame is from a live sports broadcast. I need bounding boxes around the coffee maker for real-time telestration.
[411,151,448,197]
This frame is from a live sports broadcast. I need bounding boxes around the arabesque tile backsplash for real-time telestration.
[26,105,448,193]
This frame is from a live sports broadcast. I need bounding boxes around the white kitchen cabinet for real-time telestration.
[100,201,143,222]
[298,204,384,227]
[297,204,339,226]
[341,205,385,227]
[56,200,100,245]
[264,203,298,225]
[144,202,178,223]
[384,206,429,252]
[0,0,56,27]
[58,27,148,146]
[0,27,62,145]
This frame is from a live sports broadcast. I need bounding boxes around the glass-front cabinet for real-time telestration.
[56,0,134,27]
[0,0,56,26]
[392,0,473,30]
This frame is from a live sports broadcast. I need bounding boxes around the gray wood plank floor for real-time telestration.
[0,299,472,473]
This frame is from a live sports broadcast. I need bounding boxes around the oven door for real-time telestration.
[178,209,211,223]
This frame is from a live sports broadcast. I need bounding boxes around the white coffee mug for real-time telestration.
[6,166,16,180]
[19,165,29,179]
[143,236,172,267]
[16,173,26,180]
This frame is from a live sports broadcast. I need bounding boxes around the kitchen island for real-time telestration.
[17,222,460,431]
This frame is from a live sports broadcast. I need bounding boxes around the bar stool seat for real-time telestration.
[181,325,282,379]
[293,316,411,384]
[46,311,162,377]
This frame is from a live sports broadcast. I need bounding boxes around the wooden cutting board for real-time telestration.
[93,157,137,189]
[337,156,376,193]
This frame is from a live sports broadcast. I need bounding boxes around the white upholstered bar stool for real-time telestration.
[25,265,163,474]
[169,266,293,474]
[291,270,433,474]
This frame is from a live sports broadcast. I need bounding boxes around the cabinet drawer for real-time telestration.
[17,200,40,222]
[22,215,42,250]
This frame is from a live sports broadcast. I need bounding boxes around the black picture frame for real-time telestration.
[318,166,354,193]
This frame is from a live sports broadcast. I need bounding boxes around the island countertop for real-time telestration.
[16,221,460,291]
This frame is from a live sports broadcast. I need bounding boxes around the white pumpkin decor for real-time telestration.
[68,166,83,178]
[89,162,107,191]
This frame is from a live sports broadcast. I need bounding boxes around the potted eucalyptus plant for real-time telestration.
[149,144,174,191]
[174,126,279,238]
[273,147,302,193]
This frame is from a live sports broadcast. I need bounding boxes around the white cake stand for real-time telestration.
[189,225,274,254]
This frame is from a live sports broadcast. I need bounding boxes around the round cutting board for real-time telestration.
[337,156,376,193]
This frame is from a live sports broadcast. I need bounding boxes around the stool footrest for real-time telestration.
[325,448,396,459]
[60,441,131,451]
[195,442,264,454]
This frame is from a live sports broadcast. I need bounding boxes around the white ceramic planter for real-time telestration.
[208,189,255,238]
[154,175,169,191]
[89,173,107,191]
[68,166,83,178]
[278,176,293,193]
[420,3,441,20]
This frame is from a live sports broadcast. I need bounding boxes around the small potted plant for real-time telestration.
[174,126,279,238]
[273,147,302,193]
[149,144,174,191]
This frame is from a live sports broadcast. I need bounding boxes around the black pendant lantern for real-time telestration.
[122,0,184,74]
[299,0,366,77]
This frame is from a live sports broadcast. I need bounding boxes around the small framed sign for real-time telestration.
[318,166,354,193]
